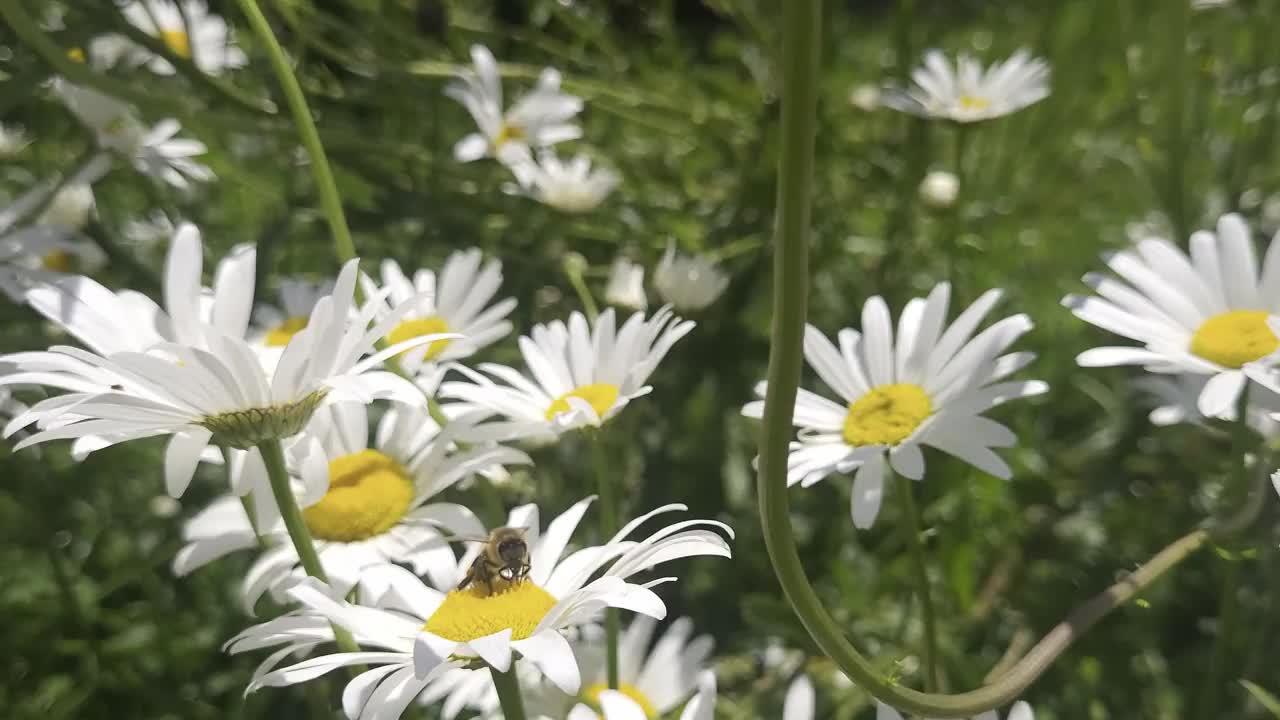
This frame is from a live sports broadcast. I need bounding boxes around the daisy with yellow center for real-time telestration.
[176,401,529,611]
[227,499,733,720]
[120,0,247,76]
[882,49,1050,123]
[744,283,1046,529]
[447,44,584,166]
[440,307,695,443]
[252,277,334,352]
[1065,213,1280,420]
[359,250,517,374]
[517,616,712,720]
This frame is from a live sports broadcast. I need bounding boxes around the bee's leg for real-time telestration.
[484,575,493,596]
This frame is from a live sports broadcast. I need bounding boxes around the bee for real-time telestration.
[457,527,531,596]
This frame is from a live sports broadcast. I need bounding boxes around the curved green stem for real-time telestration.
[898,473,940,691]
[563,254,600,322]
[235,0,358,265]
[592,434,620,688]
[490,662,528,720]
[754,2,1219,715]
[257,439,362,656]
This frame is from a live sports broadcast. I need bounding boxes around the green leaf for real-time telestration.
[1241,680,1280,718]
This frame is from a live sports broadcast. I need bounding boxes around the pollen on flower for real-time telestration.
[843,383,932,447]
[67,47,86,63]
[583,682,658,719]
[958,94,991,111]
[423,581,557,642]
[387,316,453,360]
[1190,310,1279,368]
[302,450,415,542]
[265,316,309,347]
[198,391,327,450]
[493,123,527,148]
[42,251,73,273]
[160,29,192,59]
[545,383,621,421]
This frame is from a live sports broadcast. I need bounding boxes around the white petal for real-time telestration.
[513,630,580,694]
[851,454,886,529]
[164,427,212,497]
[465,628,512,671]
[783,674,815,720]
[1198,370,1245,419]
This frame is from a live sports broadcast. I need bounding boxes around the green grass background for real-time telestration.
[2,0,1279,717]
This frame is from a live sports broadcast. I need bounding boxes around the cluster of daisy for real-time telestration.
[447,45,618,214]
[8,5,1272,715]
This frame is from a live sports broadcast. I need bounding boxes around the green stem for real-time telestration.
[1198,555,1240,719]
[563,254,600,322]
[235,0,358,266]
[754,2,1217,715]
[490,663,528,720]
[898,473,940,691]
[592,434,620,689]
[257,439,362,656]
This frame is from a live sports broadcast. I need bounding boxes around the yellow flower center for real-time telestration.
[842,383,932,447]
[545,383,621,421]
[423,582,558,642]
[67,47,86,63]
[160,29,192,59]
[302,450,415,542]
[1189,310,1279,368]
[42,250,73,272]
[583,682,658,719]
[386,316,453,361]
[958,94,991,111]
[494,123,527,148]
[265,316,309,347]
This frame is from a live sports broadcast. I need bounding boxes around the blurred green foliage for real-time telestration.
[3,0,1280,718]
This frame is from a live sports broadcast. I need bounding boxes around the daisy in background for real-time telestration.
[644,670,815,720]
[52,81,213,189]
[514,151,620,213]
[118,0,248,75]
[743,283,1047,529]
[606,256,648,310]
[653,242,730,312]
[175,401,529,612]
[251,276,335,352]
[226,498,733,719]
[1,256,457,499]
[359,249,517,375]
[883,49,1050,123]
[440,307,694,442]
[1135,374,1280,435]
[1064,213,1280,419]
[447,44,584,166]
[878,700,1034,720]
[514,616,713,720]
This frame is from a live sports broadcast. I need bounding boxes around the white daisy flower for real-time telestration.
[226,498,732,717]
[520,616,713,720]
[446,44,583,166]
[742,283,1047,529]
[251,276,336,352]
[0,124,30,157]
[1064,213,1280,419]
[174,401,529,611]
[1,256,455,498]
[605,256,648,311]
[883,49,1050,123]
[120,0,248,75]
[0,227,106,299]
[516,151,620,213]
[53,82,213,189]
[1135,374,1280,435]
[877,700,1034,720]
[359,250,517,375]
[439,307,694,442]
[653,242,730,312]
